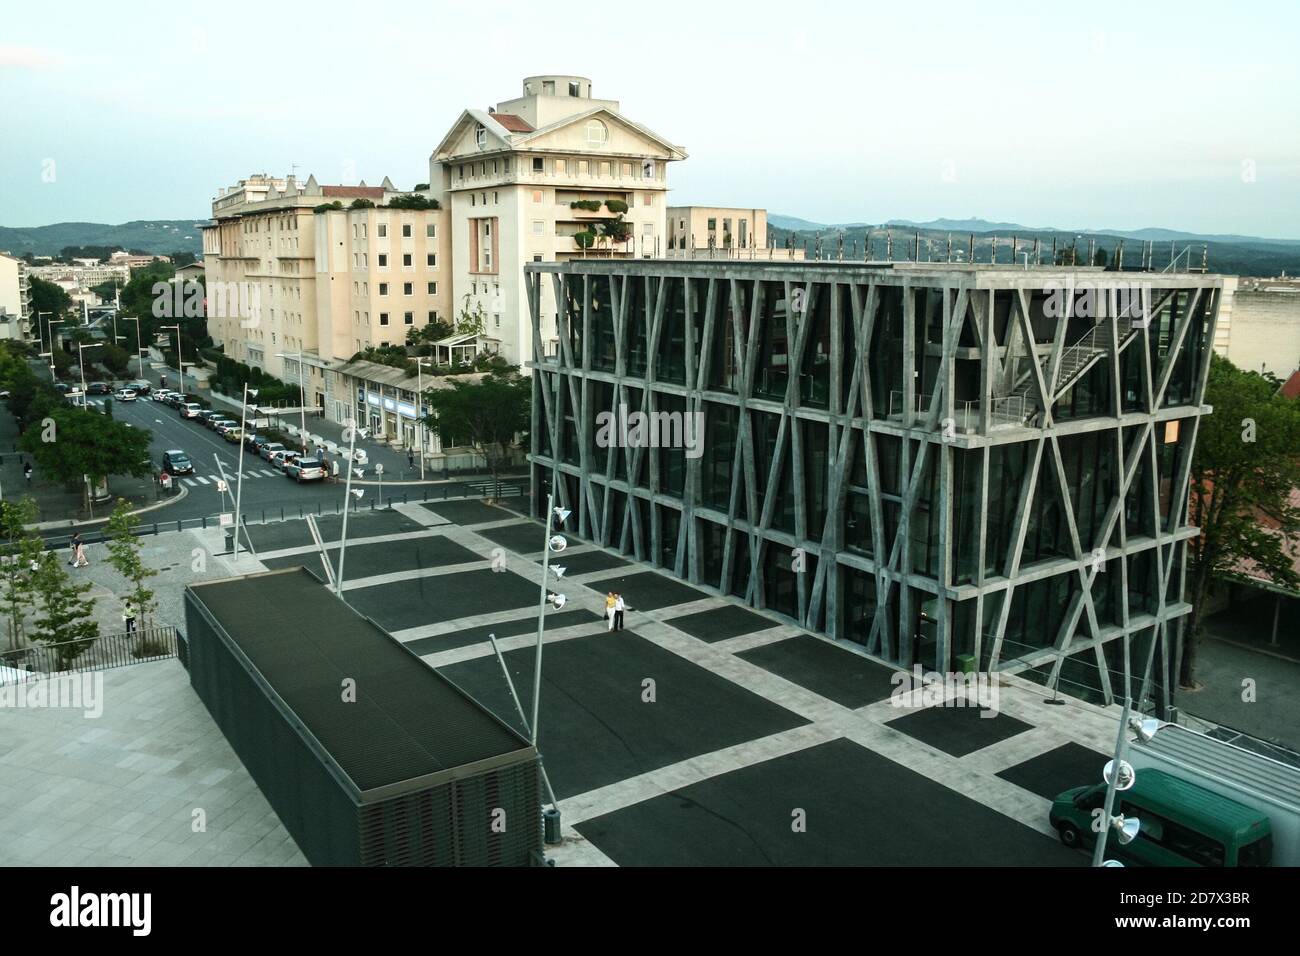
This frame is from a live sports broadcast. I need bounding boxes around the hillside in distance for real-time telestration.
[0,220,206,257]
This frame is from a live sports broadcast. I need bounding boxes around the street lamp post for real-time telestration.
[160,325,185,395]
[119,316,143,377]
[335,420,367,597]
[1091,700,1161,866]
[35,311,52,354]
[232,385,258,561]
[76,342,103,397]
[41,319,64,383]
[415,357,432,480]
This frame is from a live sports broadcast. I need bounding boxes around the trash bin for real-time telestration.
[955,653,976,675]
[543,807,562,845]
[223,528,234,552]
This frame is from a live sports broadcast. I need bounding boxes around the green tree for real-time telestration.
[0,498,44,650]
[29,552,98,668]
[28,276,73,327]
[101,342,131,378]
[350,198,376,209]
[105,499,158,633]
[421,364,529,487]
[19,408,153,509]
[455,295,488,337]
[385,194,439,210]
[1183,355,1300,686]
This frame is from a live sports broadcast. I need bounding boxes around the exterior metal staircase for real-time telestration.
[1001,316,1136,424]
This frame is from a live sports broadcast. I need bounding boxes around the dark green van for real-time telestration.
[1050,769,1273,866]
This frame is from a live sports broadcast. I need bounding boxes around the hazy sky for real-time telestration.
[3,0,1298,237]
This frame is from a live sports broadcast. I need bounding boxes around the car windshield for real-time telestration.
[172,456,190,466]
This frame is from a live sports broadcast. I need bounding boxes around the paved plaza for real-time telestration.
[0,499,1205,866]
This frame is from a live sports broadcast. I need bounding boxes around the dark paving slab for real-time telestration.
[669,604,779,643]
[475,521,548,556]
[438,632,808,799]
[404,609,603,655]
[346,568,539,630]
[736,635,899,708]
[575,737,1082,866]
[552,549,631,575]
[262,534,483,577]
[420,499,516,527]
[996,742,1109,800]
[244,511,424,552]
[885,703,1033,758]
[584,570,705,612]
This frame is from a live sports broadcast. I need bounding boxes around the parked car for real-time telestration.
[87,382,111,395]
[151,389,173,403]
[115,387,138,401]
[212,419,238,435]
[180,403,202,419]
[53,383,70,395]
[196,410,219,427]
[269,448,301,471]
[161,450,194,475]
[222,427,244,444]
[129,380,151,396]
[259,442,285,462]
[284,456,326,482]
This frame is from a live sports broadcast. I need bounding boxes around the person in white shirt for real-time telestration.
[614,594,626,631]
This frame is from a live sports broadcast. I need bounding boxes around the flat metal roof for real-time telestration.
[1132,724,1300,813]
[186,567,535,802]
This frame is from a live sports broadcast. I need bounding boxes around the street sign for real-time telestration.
[216,480,229,493]
[375,464,384,475]
[219,513,234,527]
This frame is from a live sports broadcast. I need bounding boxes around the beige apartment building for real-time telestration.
[1214,275,1300,381]
[666,206,768,252]
[0,253,31,341]
[202,174,450,412]
[427,75,687,364]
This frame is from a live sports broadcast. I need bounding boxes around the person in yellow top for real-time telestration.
[605,592,617,632]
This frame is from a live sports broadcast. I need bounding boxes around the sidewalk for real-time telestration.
[0,404,164,523]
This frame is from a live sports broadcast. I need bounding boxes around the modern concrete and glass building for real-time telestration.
[525,259,1222,711]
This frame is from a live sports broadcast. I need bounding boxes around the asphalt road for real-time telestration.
[103,395,520,523]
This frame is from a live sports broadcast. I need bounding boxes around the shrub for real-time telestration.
[604,198,629,214]
[569,200,602,212]
[574,230,596,249]
[313,201,343,213]
[386,194,440,210]
[349,198,376,209]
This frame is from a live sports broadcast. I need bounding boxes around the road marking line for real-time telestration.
[194,475,210,485]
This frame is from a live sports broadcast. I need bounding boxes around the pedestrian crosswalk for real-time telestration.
[179,469,282,487]
[464,478,525,497]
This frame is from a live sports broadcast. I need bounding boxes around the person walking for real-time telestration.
[23,462,32,485]
[68,532,82,567]
[123,599,137,635]
[407,447,415,469]
[614,593,626,631]
[605,592,617,632]
[73,540,89,568]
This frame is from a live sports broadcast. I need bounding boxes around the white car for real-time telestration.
[115,387,138,402]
